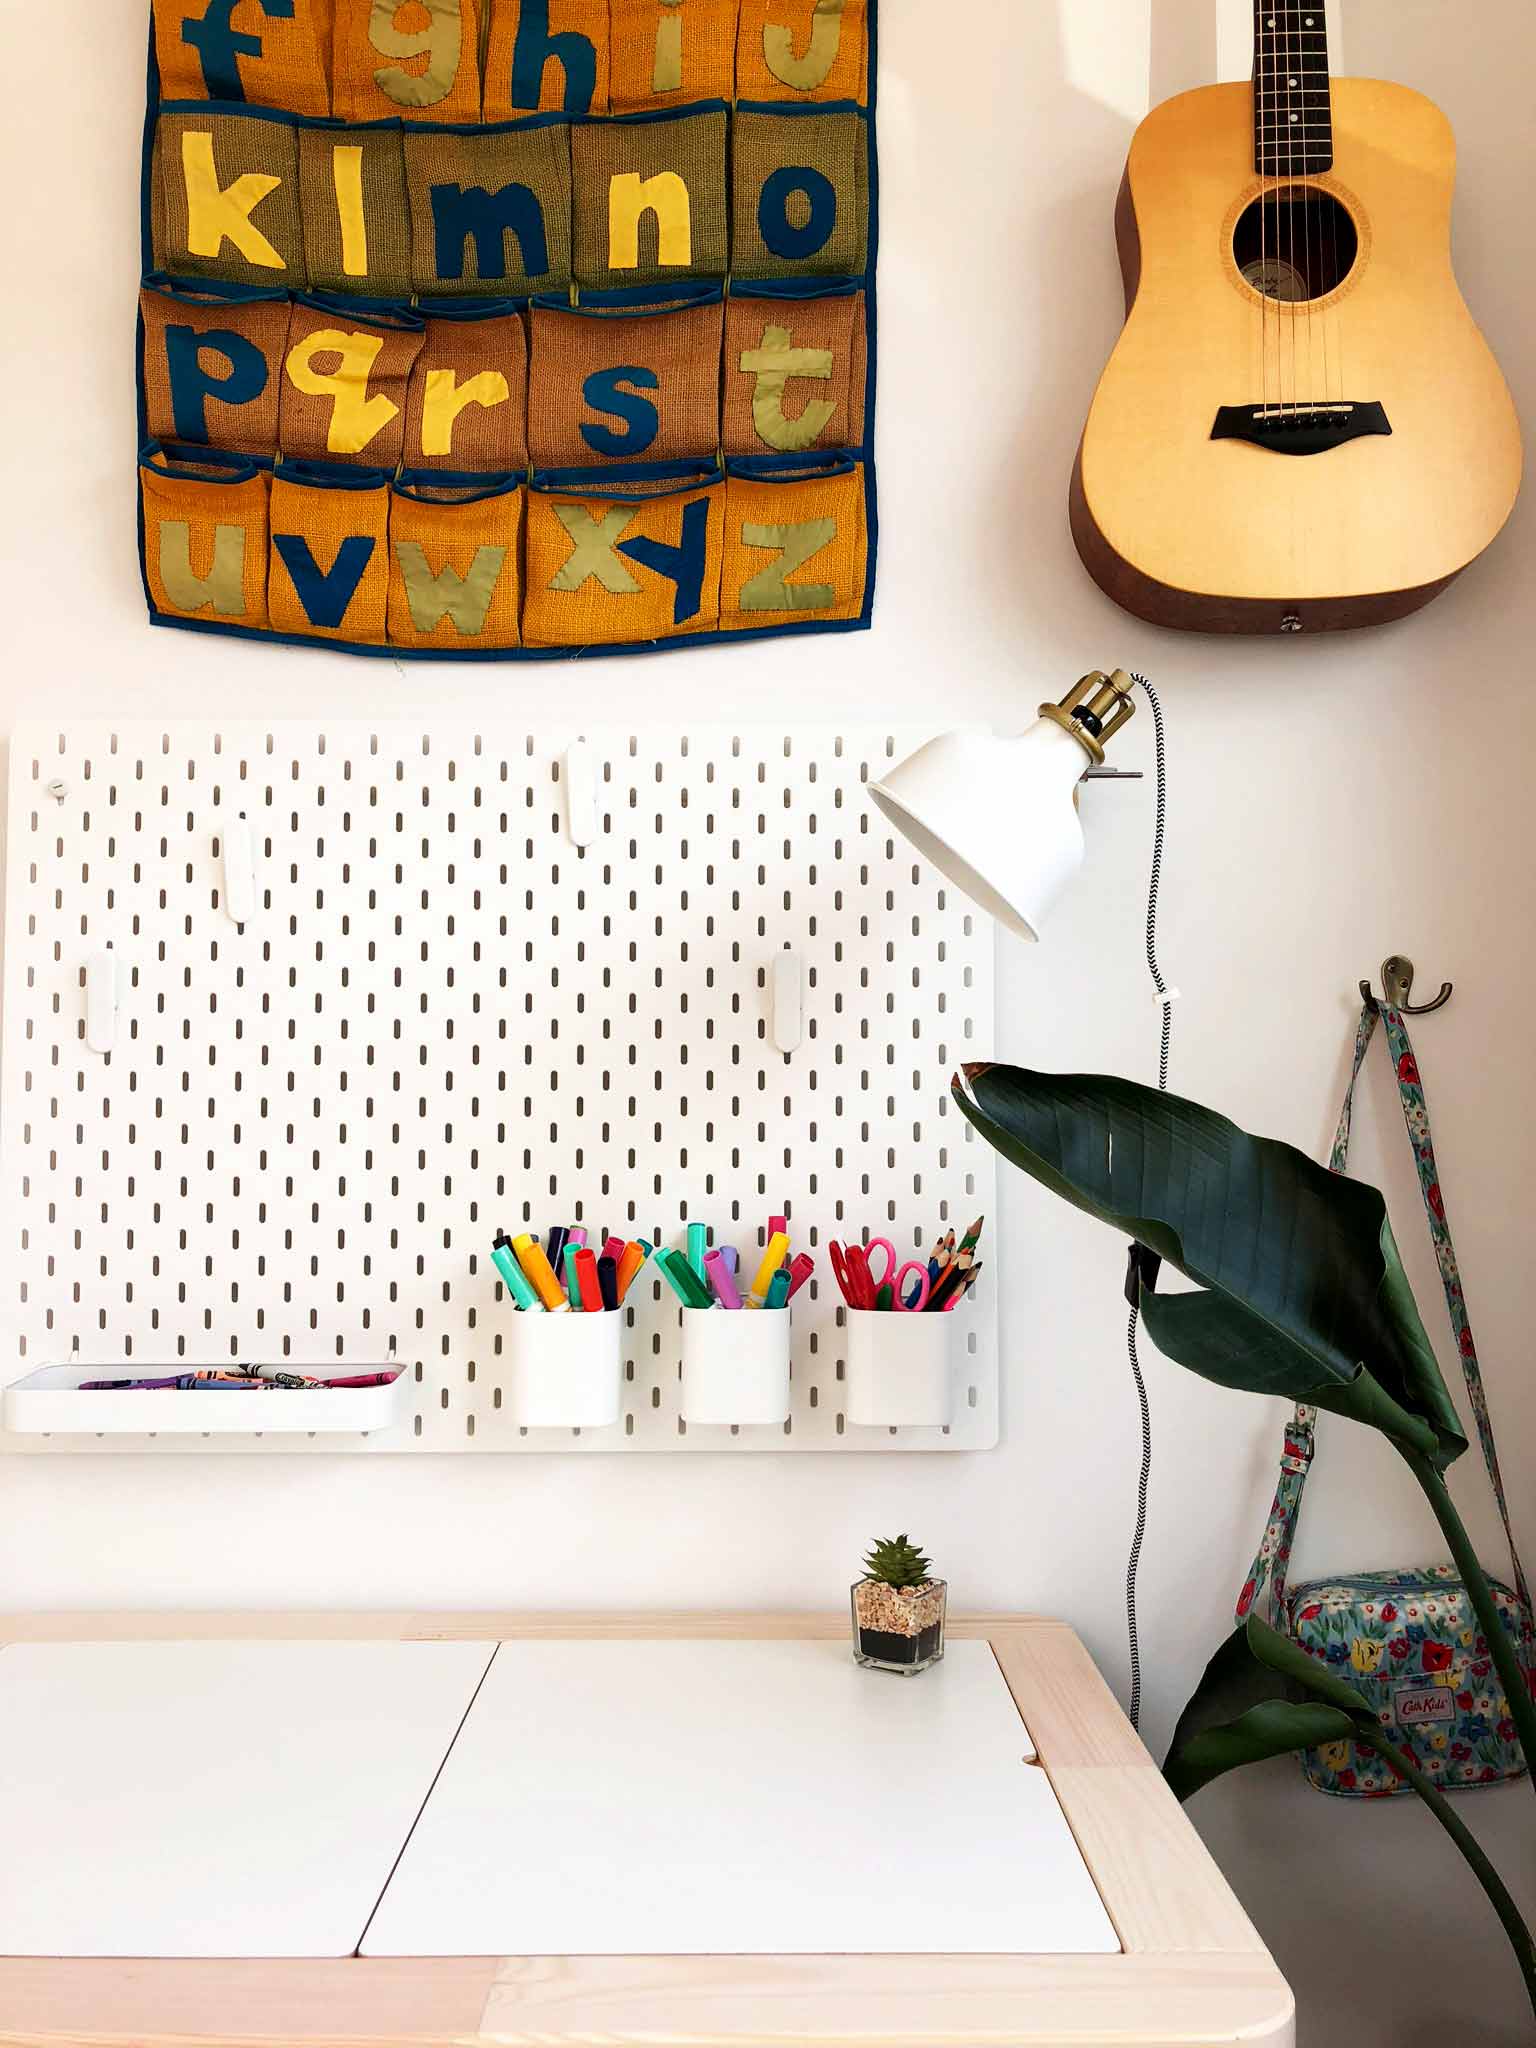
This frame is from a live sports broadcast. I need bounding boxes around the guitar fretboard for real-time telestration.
[1252,3,1333,175]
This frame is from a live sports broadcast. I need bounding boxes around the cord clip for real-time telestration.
[1124,1239,1163,1309]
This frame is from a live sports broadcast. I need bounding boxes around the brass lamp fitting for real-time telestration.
[1036,669,1137,767]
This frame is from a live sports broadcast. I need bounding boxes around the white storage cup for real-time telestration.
[506,1309,623,1428]
[680,1307,791,1425]
[845,1308,955,1427]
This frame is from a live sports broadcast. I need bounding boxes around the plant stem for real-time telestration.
[1401,1447,1536,1806]
[1353,1721,1536,2022]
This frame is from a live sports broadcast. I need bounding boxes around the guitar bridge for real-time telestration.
[1211,402,1392,455]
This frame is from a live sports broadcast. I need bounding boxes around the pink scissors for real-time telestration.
[862,1238,932,1312]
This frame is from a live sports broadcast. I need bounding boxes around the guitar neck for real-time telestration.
[1253,3,1333,175]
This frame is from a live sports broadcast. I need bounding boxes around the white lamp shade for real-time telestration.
[867,722,1088,942]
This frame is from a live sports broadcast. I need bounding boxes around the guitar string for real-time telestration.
[1285,5,1302,420]
[1259,2,1270,428]
[1278,3,1295,419]
[1298,7,1315,418]
[1325,2,1345,410]
[1314,3,1331,411]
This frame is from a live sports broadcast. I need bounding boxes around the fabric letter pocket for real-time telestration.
[405,119,573,296]
[152,0,332,116]
[402,301,529,473]
[483,0,611,119]
[268,459,392,642]
[332,0,483,123]
[571,103,728,292]
[730,104,868,279]
[387,472,524,648]
[523,458,725,646]
[735,0,869,104]
[722,279,865,458]
[279,295,424,466]
[140,442,273,629]
[152,105,308,287]
[719,450,867,629]
[140,276,292,458]
[527,284,723,469]
[298,119,412,296]
[608,0,738,114]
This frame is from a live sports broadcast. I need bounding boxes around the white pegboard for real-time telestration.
[0,722,997,1453]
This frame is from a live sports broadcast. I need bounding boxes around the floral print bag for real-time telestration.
[1237,1002,1535,1798]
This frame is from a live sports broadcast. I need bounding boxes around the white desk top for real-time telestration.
[0,1639,494,1957]
[361,1638,1118,1957]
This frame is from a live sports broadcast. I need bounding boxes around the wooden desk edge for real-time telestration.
[0,1612,1294,2048]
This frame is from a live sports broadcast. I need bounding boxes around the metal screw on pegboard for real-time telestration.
[45,781,67,805]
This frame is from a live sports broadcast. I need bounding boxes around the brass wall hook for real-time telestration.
[1359,954,1454,1017]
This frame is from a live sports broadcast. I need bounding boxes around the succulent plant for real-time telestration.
[861,1533,934,1590]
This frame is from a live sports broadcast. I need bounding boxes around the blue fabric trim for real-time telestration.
[393,470,525,502]
[531,458,724,500]
[726,450,860,481]
[572,98,728,128]
[861,0,881,626]
[728,276,861,302]
[734,99,870,122]
[140,439,272,483]
[143,271,292,305]
[158,96,303,126]
[148,610,874,660]
[416,295,531,319]
[274,458,391,489]
[400,110,571,136]
[296,290,426,328]
[547,281,725,314]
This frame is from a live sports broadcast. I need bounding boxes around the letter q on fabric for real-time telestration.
[137,2,880,659]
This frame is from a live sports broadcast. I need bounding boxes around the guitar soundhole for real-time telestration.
[1233,186,1358,302]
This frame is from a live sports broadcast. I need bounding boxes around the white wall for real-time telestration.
[2,1,1534,2039]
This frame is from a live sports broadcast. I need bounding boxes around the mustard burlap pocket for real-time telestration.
[404,120,573,295]
[141,278,293,457]
[730,105,867,279]
[735,0,868,104]
[153,0,332,116]
[402,303,529,471]
[153,106,308,287]
[722,280,864,458]
[608,0,738,114]
[141,443,273,628]
[268,460,392,640]
[571,104,728,292]
[387,473,524,647]
[278,296,425,465]
[719,451,866,629]
[523,459,724,644]
[298,118,412,294]
[331,0,482,123]
[527,286,722,469]
[483,0,610,118]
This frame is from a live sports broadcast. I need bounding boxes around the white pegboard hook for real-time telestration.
[770,948,804,1056]
[85,944,124,1056]
[563,738,598,850]
[221,811,256,927]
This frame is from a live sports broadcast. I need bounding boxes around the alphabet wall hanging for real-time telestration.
[136,0,879,660]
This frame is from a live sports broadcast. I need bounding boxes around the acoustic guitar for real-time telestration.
[1072,4,1521,634]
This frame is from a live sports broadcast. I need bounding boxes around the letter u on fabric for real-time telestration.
[153,110,309,285]
[268,467,391,639]
[332,0,482,123]
[522,471,725,643]
[141,446,273,626]
[153,0,332,116]
[719,457,867,627]
[404,124,574,294]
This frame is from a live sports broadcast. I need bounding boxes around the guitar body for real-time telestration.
[1073,79,1522,633]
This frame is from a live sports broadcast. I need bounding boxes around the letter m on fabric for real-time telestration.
[432,183,550,282]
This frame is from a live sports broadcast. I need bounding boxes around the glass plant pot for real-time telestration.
[850,1578,947,1674]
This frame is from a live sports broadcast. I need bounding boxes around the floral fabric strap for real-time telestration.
[1239,1002,1532,1628]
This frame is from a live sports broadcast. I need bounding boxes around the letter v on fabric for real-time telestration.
[137,6,881,658]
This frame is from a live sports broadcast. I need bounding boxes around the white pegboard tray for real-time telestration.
[2,1363,408,1437]
[0,722,998,1454]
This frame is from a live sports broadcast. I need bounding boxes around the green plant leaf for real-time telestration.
[953,1065,1466,1470]
[1164,1616,1379,1801]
